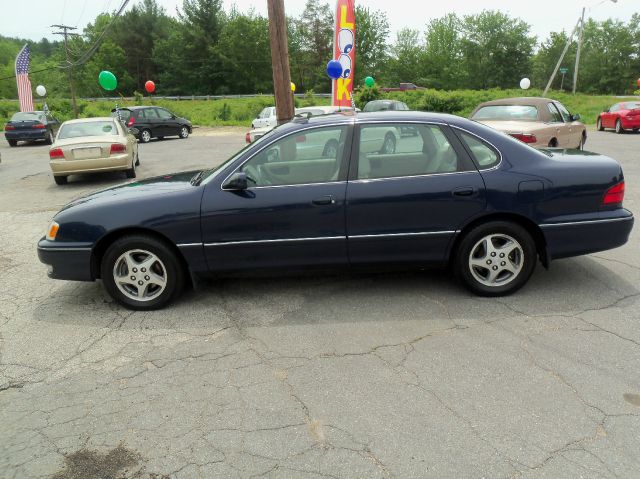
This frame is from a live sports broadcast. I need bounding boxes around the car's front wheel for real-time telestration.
[8,139,17,147]
[615,119,625,134]
[455,221,536,296]
[101,235,185,310]
[179,126,189,139]
[596,118,604,131]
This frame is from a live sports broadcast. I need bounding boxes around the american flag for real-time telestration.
[15,44,35,112]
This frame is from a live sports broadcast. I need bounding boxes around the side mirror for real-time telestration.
[603,108,609,113]
[222,172,248,191]
[571,113,581,121]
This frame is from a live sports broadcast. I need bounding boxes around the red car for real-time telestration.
[597,101,640,134]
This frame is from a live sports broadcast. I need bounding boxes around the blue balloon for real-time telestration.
[326,60,343,80]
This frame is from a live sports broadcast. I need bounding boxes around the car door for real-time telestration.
[200,124,352,272]
[142,108,161,137]
[346,122,486,266]
[554,102,581,147]
[604,103,620,128]
[156,108,179,136]
[546,103,570,147]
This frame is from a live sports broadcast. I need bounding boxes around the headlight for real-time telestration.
[46,221,59,241]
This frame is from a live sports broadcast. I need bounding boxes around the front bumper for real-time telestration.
[37,238,94,281]
[540,210,634,260]
[5,130,48,141]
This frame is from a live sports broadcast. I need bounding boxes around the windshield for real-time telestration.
[472,105,539,122]
[11,112,44,122]
[58,121,119,139]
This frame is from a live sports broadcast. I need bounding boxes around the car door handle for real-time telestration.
[312,195,336,205]
[452,187,476,197]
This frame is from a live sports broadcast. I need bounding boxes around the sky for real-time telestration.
[2,0,637,44]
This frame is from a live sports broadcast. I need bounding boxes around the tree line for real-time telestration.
[0,0,638,99]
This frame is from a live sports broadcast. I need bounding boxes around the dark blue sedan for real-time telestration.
[38,111,634,310]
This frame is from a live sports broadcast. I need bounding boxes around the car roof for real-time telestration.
[60,117,118,125]
[476,97,555,108]
[287,110,466,128]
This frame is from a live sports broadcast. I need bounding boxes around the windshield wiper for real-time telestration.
[190,170,207,186]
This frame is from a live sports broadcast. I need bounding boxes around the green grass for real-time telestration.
[0,90,634,127]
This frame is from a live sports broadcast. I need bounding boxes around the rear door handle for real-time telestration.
[452,187,476,197]
[312,195,336,206]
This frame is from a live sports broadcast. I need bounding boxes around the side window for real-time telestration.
[547,103,563,122]
[554,103,572,122]
[357,124,462,180]
[610,104,620,112]
[240,126,347,187]
[156,108,173,119]
[458,131,499,170]
[144,108,159,119]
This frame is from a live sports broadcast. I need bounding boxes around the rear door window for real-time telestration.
[457,131,500,170]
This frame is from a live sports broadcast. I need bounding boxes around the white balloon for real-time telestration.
[36,85,47,97]
[520,78,531,90]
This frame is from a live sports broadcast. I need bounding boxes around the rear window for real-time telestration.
[11,112,45,122]
[112,109,131,121]
[472,105,538,122]
[624,102,640,110]
[58,121,119,139]
[363,102,394,112]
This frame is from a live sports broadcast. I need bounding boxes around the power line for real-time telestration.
[51,24,81,117]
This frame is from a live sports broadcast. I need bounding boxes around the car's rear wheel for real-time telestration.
[455,221,536,296]
[125,158,136,179]
[101,235,185,310]
[615,119,625,134]
[53,175,67,185]
[577,132,586,150]
[135,150,140,166]
[140,129,152,143]
[46,130,54,145]
[596,118,604,131]
[179,126,189,139]
[8,139,17,147]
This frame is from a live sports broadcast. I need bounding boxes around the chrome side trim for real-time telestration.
[204,236,346,247]
[177,243,204,248]
[249,181,346,190]
[37,246,92,252]
[540,217,633,228]
[349,231,457,239]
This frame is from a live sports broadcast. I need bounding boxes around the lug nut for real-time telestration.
[491,252,496,257]
[141,268,146,273]
[500,253,505,258]
[501,261,506,266]
[132,268,137,273]
[138,280,144,286]
[145,275,150,281]
[487,260,492,265]
[492,266,498,270]
[130,276,135,281]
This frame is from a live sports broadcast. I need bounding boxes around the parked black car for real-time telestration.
[111,106,192,143]
[38,111,633,310]
[4,111,60,146]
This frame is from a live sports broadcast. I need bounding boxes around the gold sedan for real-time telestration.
[49,118,139,185]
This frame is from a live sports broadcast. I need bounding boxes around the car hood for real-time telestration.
[59,170,200,212]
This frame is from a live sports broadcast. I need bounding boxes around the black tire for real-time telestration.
[179,126,189,139]
[577,132,586,150]
[135,150,140,166]
[101,235,185,310]
[45,130,54,145]
[615,119,624,134]
[8,139,17,147]
[322,139,339,158]
[454,221,537,297]
[125,159,136,179]
[54,175,67,185]
[380,133,396,154]
[548,138,558,148]
[596,118,604,131]
[139,129,152,143]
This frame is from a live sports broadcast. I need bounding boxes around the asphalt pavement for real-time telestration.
[0,126,639,479]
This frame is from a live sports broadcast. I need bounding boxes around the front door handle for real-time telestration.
[312,195,336,206]
[452,187,477,197]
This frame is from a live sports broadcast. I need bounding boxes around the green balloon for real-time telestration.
[98,70,117,91]
[364,76,375,87]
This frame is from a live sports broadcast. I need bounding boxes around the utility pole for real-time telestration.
[267,0,294,125]
[542,17,581,97]
[51,24,80,118]
[572,7,586,94]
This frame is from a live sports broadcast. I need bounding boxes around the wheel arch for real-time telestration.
[91,227,192,284]
[449,212,549,269]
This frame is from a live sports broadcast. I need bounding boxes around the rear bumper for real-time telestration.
[5,130,48,141]
[37,238,94,281]
[541,211,634,260]
[620,118,640,130]
[50,153,131,175]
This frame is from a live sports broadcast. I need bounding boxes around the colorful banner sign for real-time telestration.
[332,0,356,107]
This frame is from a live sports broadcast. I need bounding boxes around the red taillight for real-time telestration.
[32,123,46,129]
[626,109,640,117]
[110,143,127,155]
[126,117,135,127]
[49,148,64,159]
[245,132,251,143]
[5,124,15,131]
[510,133,537,144]
[603,181,625,206]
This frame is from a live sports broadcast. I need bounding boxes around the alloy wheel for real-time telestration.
[468,234,524,287]
[112,249,167,302]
